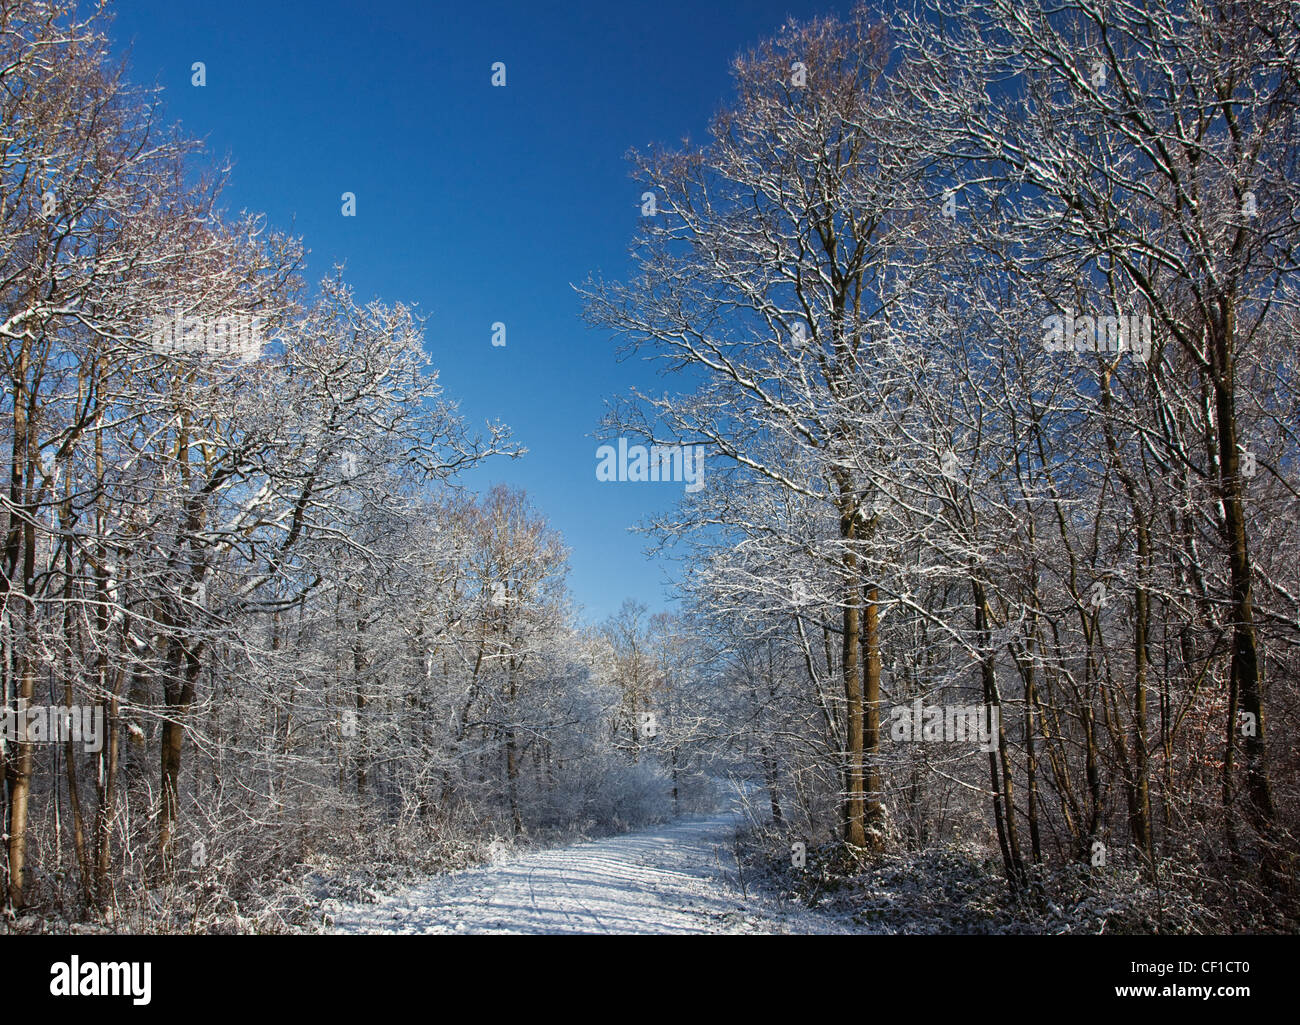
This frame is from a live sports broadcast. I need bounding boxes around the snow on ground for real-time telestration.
[328,798,858,935]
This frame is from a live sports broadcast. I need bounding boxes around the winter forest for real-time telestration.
[3,0,1299,940]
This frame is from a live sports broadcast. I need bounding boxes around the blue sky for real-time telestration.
[108,0,861,623]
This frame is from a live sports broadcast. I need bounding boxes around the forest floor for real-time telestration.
[327,797,860,935]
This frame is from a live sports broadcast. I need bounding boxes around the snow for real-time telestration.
[328,798,858,935]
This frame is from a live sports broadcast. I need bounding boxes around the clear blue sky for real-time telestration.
[108,0,862,623]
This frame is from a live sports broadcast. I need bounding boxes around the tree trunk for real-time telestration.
[839,500,867,850]
[1210,300,1276,853]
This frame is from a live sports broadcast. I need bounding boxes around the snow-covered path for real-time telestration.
[329,802,856,935]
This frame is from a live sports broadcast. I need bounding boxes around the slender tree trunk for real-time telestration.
[974,576,1024,892]
[761,745,782,826]
[840,499,867,850]
[158,641,202,869]
[1210,301,1276,855]
[862,583,885,841]
[3,353,35,908]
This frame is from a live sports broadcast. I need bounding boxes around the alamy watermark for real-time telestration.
[2,699,103,753]
[50,957,151,1005]
[596,439,705,493]
[147,309,265,361]
[889,699,999,753]
[1042,309,1151,360]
